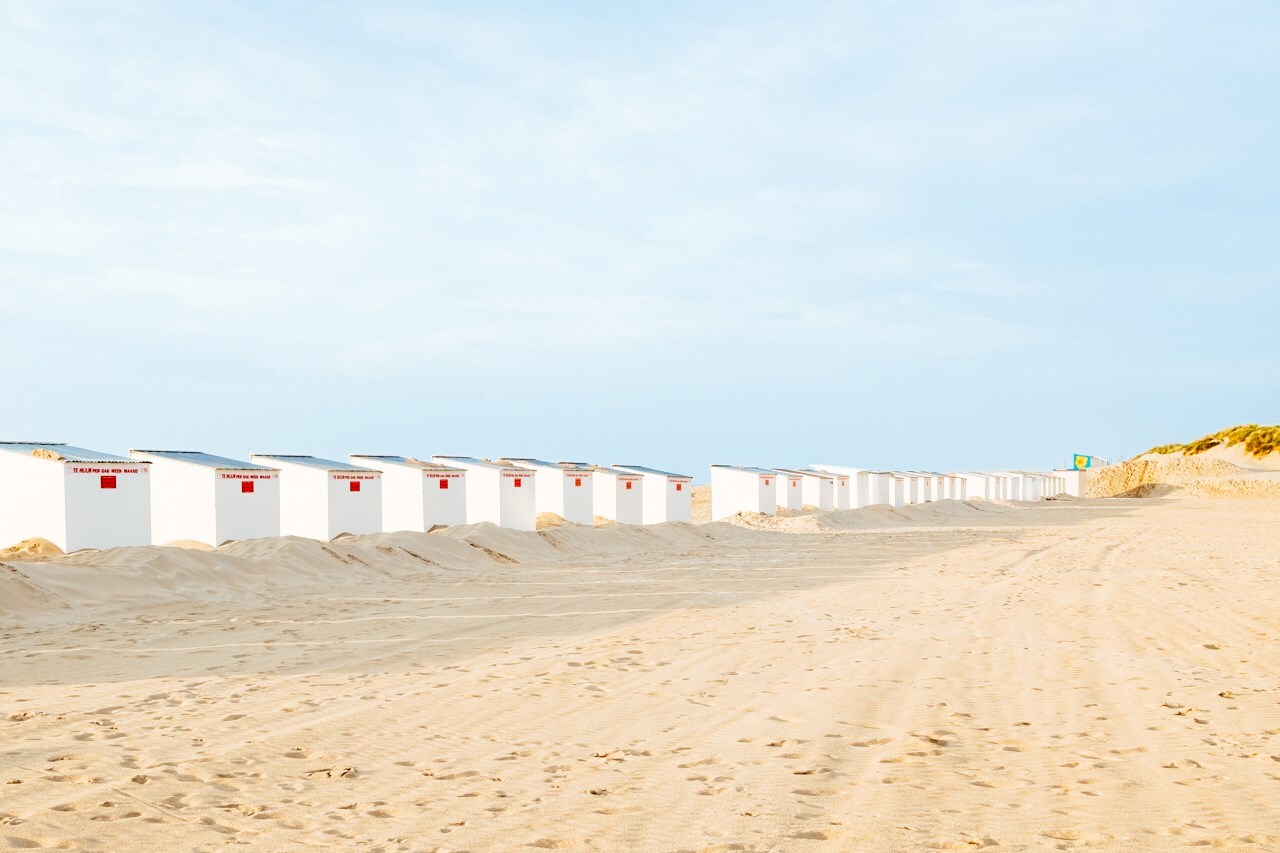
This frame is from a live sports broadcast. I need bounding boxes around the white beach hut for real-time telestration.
[709,465,777,520]
[994,472,1024,501]
[778,469,834,511]
[0,442,152,552]
[250,455,382,540]
[813,465,871,508]
[432,456,536,531]
[613,465,693,524]
[772,469,804,511]
[886,473,907,507]
[349,455,466,531]
[501,458,594,525]
[583,465,644,525]
[130,450,279,546]
[957,472,996,500]
[1056,470,1085,497]
[820,471,851,510]
[893,472,920,505]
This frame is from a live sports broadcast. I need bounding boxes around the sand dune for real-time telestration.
[1088,455,1280,499]
[3,498,1280,849]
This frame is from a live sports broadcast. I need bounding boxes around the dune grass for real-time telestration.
[1141,424,1280,460]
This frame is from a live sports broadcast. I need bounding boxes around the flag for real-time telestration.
[1073,454,1094,470]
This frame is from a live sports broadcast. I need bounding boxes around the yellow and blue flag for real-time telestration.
[1073,454,1094,470]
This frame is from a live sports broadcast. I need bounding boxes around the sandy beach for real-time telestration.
[3,496,1280,850]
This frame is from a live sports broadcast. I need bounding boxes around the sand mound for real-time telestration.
[536,512,566,530]
[163,539,214,550]
[30,448,64,461]
[0,537,65,562]
[0,520,790,621]
[1088,455,1280,499]
[721,499,1022,532]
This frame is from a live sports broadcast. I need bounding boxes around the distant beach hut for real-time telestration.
[829,472,851,509]
[582,465,644,524]
[812,465,870,508]
[772,469,804,511]
[0,441,152,552]
[993,472,1024,500]
[501,458,594,525]
[864,471,892,506]
[709,465,777,520]
[613,465,693,524]
[894,472,921,505]
[130,450,280,546]
[432,456,536,531]
[956,472,995,500]
[349,455,465,531]
[778,469,834,511]
[251,455,382,540]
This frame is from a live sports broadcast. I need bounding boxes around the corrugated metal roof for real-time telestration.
[501,457,560,470]
[589,465,640,477]
[791,468,834,480]
[253,454,379,473]
[711,465,778,476]
[433,455,530,472]
[349,455,462,472]
[131,450,276,470]
[613,465,692,479]
[0,441,136,463]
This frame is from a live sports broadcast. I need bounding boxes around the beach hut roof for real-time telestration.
[132,450,276,471]
[253,454,380,473]
[435,455,531,472]
[711,465,778,476]
[0,441,133,463]
[352,454,462,472]
[614,465,692,479]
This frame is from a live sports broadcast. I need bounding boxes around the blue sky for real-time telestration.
[2,1,1277,477]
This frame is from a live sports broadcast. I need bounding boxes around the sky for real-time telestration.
[2,1,1277,478]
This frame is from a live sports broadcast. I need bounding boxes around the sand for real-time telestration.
[1088,454,1280,499]
[3,498,1280,849]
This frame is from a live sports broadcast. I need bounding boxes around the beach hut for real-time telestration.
[613,465,693,524]
[957,472,996,500]
[1056,471,1082,496]
[130,450,279,546]
[583,465,644,525]
[778,469,834,511]
[0,441,152,552]
[994,472,1024,500]
[501,458,594,525]
[829,472,851,509]
[772,469,804,511]
[886,473,907,507]
[349,455,465,531]
[709,465,777,520]
[894,472,920,505]
[250,455,382,540]
[813,465,871,508]
[432,456,536,531]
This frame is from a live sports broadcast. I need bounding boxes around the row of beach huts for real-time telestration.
[0,441,1088,553]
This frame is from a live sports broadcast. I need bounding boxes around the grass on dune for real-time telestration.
[1141,424,1280,460]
